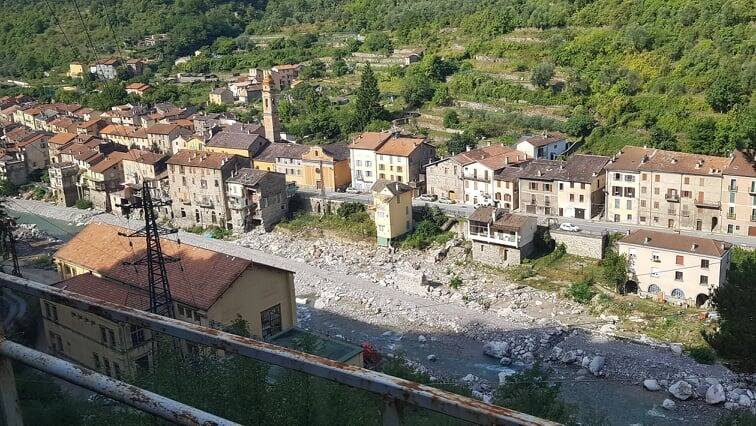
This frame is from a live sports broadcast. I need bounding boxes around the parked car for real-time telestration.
[559,223,580,232]
[438,196,454,204]
[417,194,437,202]
[345,187,360,194]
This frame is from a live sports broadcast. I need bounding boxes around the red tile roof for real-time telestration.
[620,229,731,258]
[167,150,239,169]
[146,123,181,135]
[54,223,252,310]
[54,273,150,310]
[349,132,391,150]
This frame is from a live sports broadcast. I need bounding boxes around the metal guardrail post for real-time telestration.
[0,330,23,426]
[0,339,237,426]
[382,398,401,426]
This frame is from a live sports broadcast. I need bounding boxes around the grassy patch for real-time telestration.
[27,254,54,269]
[279,212,376,240]
[74,199,92,209]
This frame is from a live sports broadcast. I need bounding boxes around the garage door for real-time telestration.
[749,226,756,237]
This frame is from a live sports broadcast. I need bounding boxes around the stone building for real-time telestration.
[167,150,245,228]
[467,207,537,268]
[205,123,269,158]
[49,162,80,207]
[226,168,288,232]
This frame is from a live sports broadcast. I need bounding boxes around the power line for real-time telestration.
[70,0,100,63]
[42,0,75,53]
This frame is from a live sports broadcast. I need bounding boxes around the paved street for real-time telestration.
[301,190,756,248]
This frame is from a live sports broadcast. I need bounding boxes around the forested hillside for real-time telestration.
[1,0,753,155]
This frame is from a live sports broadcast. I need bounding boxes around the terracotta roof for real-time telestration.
[518,132,568,148]
[620,229,731,258]
[49,117,77,129]
[100,124,135,136]
[273,64,301,70]
[167,150,238,169]
[452,145,517,166]
[122,149,167,166]
[254,142,309,162]
[89,152,126,173]
[605,146,731,176]
[126,82,151,91]
[371,179,412,196]
[376,136,428,157]
[468,207,536,233]
[49,132,78,146]
[16,132,50,148]
[54,273,150,310]
[723,150,755,178]
[53,223,253,310]
[77,118,105,129]
[349,132,391,150]
[146,123,181,135]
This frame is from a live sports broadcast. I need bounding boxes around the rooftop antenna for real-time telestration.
[118,180,178,318]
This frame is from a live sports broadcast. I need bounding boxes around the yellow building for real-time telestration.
[301,144,351,191]
[67,62,85,78]
[372,180,414,246]
[44,222,298,376]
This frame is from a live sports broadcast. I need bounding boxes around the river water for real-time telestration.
[8,209,83,241]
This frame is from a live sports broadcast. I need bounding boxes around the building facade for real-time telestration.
[618,229,731,307]
[226,168,288,232]
[515,132,570,160]
[467,207,537,268]
[372,180,414,246]
[721,151,756,236]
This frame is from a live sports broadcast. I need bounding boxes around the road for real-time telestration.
[301,190,756,248]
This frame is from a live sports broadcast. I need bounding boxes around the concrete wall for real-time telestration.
[471,241,522,268]
[550,230,606,259]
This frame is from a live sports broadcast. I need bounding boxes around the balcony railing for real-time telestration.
[694,199,721,209]
[462,173,489,183]
[727,212,736,220]
[0,273,552,426]
[665,193,680,202]
[728,185,738,192]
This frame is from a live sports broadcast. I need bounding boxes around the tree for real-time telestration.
[446,133,475,155]
[300,59,326,79]
[431,85,452,106]
[705,248,756,372]
[564,112,597,138]
[353,64,387,130]
[649,126,678,150]
[531,62,555,88]
[461,7,515,38]
[443,110,460,128]
[0,178,18,196]
[363,32,392,54]
[688,117,718,155]
[706,73,745,113]
[602,249,629,293]
[402,71,436,108]
[493,366,576,423]
[331,58,349,77]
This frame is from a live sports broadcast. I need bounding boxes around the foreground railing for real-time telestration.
[0,273,556,426]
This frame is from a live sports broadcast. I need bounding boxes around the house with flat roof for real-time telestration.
[618,229,732,307]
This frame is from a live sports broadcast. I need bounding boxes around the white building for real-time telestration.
[516,132,571,160]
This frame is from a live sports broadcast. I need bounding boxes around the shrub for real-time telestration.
[568,277,597,304]
[209,226,232,240]
[531,63,555,88]
[336,202,365,219]
[74,199,93,209]
[493,366,576,423]
[0,178,17,196]
[31,186,47,200]
[687,345,717,365]
[449,276,463,289]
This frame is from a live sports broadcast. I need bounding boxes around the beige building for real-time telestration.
[67,62,85,78]
[49,162,80,206]
[372,180,414,246]
[604,146,753,234]
[146,123,191,154]
[43,222,297,376]
[226,168,288,233]
[78,152,126,211]
[167,150,245,228]
[618,229,732,307]
[518,155,609,219]
[209,87,234,105]
[467,207,538,268]
[721,151,756,236]
[348,132,436,191]
[425,144,528,206]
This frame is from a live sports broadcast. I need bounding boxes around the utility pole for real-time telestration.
[119,181,177,318]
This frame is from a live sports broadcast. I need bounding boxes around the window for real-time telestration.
[676,255,684,265]
[614,199,620,209]
[544,183,552,192]
[100,326,116,348]
[653,201,659,209]
[700,275,708,285]
[651,253,660,262]
[655,175,660,182]
[569,194,575,202]
[654,187,660,195]
[559,183,564,190]
[640,216,647,222]
[647,284,660,294]
[641,200,647,207]
[104,359,112,377]
[261,304,282,339]
[614,173,620,181]
[701,259,709,269]
[93,353,101,370]
[49,332,63,353]
[529,182,538,190]
[579,195,584,202]
[671,289,685,299]
[214,179,219,188]
[642,173,648,181]
[131,328,146,347]
[684,177,689,185]
[44,302,58,321]
[675,271,683,281]
[626,200,632,209]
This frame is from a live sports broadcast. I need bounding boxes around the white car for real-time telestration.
[417,194,437,202]
[559,223,580,232]
[345,187,361,194]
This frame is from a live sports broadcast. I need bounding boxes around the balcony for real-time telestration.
[462,173,489,183]
[665,193,680,202]
[196,197,214,208]
[728,185,738,192]
[751,213,756,222]
[694,199,721,209]
[727,212,737,220]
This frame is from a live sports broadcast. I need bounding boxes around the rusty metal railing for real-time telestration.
[0,272,557,425]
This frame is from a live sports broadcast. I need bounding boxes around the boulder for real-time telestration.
[670,344,683,355]
[662,399,676,410]
[588,356,605,376]
[498,371,511,386]
[738,395,752,407]
[643,379,661,392]
[724,402,739,410]
[706,384,726,404]
[417,335,427,343]
[581,356,591,369]
[499,357,512,366]
[669,380,693,400]
[483,341,510,359]
[427,354,437,362]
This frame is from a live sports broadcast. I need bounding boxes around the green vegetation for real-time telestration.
[400,206,453,250]
[493,366,576,424]
[567,276,597,304]
[705,247,756,372]
[0,179,18,197]
[686,345,717,365]
[449,275,463,290]
[74,199,93,210]
[28,254,54,269]
[716,409,756,426]
[281,211,376,240]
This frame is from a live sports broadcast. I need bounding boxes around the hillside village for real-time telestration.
[0,1,755,422]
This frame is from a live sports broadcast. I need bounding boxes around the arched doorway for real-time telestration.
[624,280,638,295]
[647,284,661,295]
[711,217,718,231]
[696,294,709,308]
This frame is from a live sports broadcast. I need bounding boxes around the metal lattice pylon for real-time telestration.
[120,181,177,318]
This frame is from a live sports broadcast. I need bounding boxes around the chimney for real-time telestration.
[466,145,471,152]
[691,243,698,252]
[644,236,651,244]
[505,157,509,165]
[491,208,497,222]
[537,170,542,177]
[671,158,677,164]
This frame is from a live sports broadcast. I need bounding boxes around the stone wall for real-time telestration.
[550,230,606,259]
[471,241,522,269]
